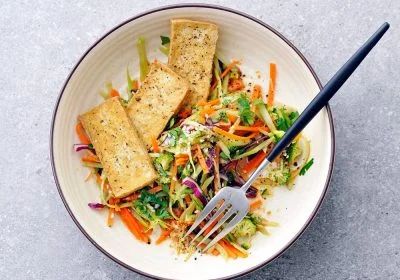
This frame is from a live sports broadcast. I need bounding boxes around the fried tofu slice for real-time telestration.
[168,19,218,107]
[80,97,157,198]
[127,62,190,148]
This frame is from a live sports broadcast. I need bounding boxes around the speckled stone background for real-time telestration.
[1,0,399,279]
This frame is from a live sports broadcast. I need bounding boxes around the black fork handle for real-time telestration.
[266,22,390,162]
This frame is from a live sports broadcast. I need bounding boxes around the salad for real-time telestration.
[74,35,313,259]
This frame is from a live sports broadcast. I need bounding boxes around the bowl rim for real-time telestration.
[50,3,335,280]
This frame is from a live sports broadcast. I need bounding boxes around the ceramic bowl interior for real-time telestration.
[51,5,334,280]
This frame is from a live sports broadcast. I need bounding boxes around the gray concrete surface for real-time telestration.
[1,0,399,279]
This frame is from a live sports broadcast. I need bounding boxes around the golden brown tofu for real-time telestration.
[168,19,218,107]
[80,97,157,198]
[127,62,189,148]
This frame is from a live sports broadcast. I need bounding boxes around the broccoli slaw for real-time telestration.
[74,36,313,259]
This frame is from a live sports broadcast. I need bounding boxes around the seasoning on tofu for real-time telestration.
[168,19,218,108]
[79,97,157,198]
[126,61,190,149]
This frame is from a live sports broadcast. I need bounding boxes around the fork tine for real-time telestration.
[202,210,247,252]
[190,201,230,244]
[197,207,237,246]
[184,194,225,237]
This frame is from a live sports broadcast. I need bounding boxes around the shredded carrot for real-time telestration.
[96,173,101,184]
[224,241,247,258]
[176,154,189,160]
[75,122,91,144]
[82,153,100,163]
[211,249,220,256]
[156,229,173,245]
[227,113,238,123]
[242,151,267,174]
[131,80,139,91]
[235,125,269,134]
[119,208,148,243]
[228,78,244,92]
[195,144,209,173]
[267,63,277,106]
[221,60,239,79]
[213,127,256,141]
[219,240,237,258]
[178,108,192,119]
[175,157,188,166]
[251,84,262,100]
[184,194,191,205]
[149,185,162,194]
[197,98,220,107]
[110,88,120,97]
[199,106,216,118]
[151,136,160,153]
[203,213,223,236]
[250,199,263,211]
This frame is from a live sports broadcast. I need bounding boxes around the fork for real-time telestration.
[185,22,390,252]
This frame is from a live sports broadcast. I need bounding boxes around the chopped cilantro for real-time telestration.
[218,111,228,122]
[300,158,314,176]
[160,35,170,45]
[237,94,255,125]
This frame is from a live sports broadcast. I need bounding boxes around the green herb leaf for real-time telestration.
[160,36,170,45]
[237,94,255,125]
[300,158,314,176]
[218,111,228,122]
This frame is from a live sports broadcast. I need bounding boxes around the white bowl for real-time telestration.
[51,4,334,280]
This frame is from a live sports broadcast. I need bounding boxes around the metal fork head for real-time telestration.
[185,187,249,252]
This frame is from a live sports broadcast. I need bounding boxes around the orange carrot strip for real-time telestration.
[156,229,173,245]
[213,127,255,141]
[195,145,209,173]
[148,185,162,194]
[184,194,191,205]
[199,106,216,117]
[267,63,277,106]
[250,199,263,211]
[224,241,247,258]
[82,153,100,163]
[151,137,160,153]
[242,151,267,174]
[132,80,139,91]
[110,88,120,97]
[227,113,238,123]
[219,240,237,258]
[75,122,91,144]
[175,154,189,160]
[119,208,148,242]
[251,84,262,100]
[235,126,263,132]
[220,60,239,79]
[175,157,189,166]
[197,98,220,107]
[211,249,220,256]
[203,213,223,236]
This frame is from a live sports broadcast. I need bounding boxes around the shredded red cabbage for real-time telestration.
[74,144,93,152]
[182,177,208,205]
[88,202,105,209]
[205,147,216,171]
